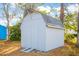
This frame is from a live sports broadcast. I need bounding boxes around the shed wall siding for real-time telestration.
[46,28,64,51]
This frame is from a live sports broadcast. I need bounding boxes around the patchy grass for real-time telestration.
[0,41,79,56]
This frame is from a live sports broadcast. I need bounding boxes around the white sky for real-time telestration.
[67,4,78,13]
[37,6,51,13]
[0,18,20,26]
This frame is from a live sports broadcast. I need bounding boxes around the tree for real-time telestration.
[78,4,79,43]
[76,4,79,47]
[2,4,10,41]
[16,3,44,21]
[2,3,16,41]
[64,13,77,43]
[10,23,21,41]
[64,4,77,44]
[60,3,64,23]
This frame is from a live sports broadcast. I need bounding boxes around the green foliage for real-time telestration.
[64,13,77,44]
[39,10,50,14]
[64,34,77,44]
[64,13,77,32]
[65,34,77,44]
[16,3,44,10]
[10,23,21,41]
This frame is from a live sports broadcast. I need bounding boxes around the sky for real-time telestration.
[0,3,78,27]
[37,3,60,16]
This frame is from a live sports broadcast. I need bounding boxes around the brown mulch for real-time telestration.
[0,41,79,56]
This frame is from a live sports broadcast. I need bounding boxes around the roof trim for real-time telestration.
[46,23,64,30]
[47,25,64,30]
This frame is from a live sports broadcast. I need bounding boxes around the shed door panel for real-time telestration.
[31,14,46,51]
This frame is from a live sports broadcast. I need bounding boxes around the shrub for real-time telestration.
[10,23,21,41]
[64,34,77,44]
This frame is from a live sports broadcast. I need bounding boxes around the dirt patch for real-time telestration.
[0,41,79,56]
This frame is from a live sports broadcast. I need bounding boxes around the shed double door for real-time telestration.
[30,15,45,51]
[24,14,46,51]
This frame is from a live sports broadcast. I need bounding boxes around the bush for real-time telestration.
[10,23,21,41]
[64,34,77,44]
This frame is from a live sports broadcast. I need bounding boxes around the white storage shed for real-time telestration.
[20,12,64,52]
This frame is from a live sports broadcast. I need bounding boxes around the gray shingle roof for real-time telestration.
[42,14,64,29]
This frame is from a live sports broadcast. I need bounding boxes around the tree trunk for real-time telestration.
[3,4,11,42]
[5,19,11,44]
[7,19,10,40]
[60,3,64,23]
[77,4,79,43]
[76,4,79,47]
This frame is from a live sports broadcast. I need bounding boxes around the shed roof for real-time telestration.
[21,12,64,29]
[42,14,64,29]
